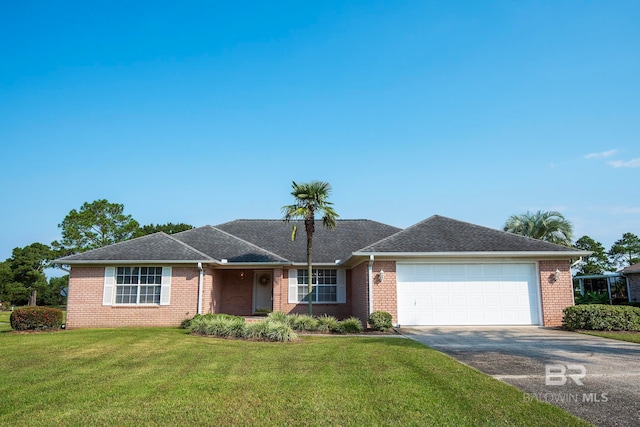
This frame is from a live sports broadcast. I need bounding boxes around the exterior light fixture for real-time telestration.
[554,269,561,282]
[379,270,385,282]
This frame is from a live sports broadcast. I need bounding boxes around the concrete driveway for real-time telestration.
[399,326,640,427]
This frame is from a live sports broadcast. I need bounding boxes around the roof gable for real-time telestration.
[215,219,401,264]
[55,232,213,263]
[358,215,582,254]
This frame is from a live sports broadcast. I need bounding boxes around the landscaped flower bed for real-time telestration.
[183,311,395,342]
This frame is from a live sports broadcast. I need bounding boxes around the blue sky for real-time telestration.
[1,0,639,264]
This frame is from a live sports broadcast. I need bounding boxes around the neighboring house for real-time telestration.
[55,215,588,329]
[622,263,640,303]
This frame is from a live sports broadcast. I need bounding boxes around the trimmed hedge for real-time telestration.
[10,307,64,331]
[562,305,640,331]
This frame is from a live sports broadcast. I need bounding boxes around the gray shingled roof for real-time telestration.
[172,226,289,263]
[54,215,586,265]
[358,215,583,254]
[55,232,214,263]
[215,219,402,264]
[622,263,640,274]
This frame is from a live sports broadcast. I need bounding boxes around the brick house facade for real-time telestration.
[58,216,588,329]
[622,263,640,303]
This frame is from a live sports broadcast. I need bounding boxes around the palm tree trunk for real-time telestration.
[307,232,313,316]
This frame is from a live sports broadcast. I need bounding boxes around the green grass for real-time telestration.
[581,330,640,344]
[0,328,588,426]
[0,312,11,332]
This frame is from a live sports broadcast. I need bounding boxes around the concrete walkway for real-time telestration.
[399,326,640,427]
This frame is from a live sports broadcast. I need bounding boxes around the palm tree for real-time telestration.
[503,210,574,246]
[282,181,339,316]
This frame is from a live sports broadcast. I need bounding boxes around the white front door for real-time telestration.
[396,263,540,326]
[253,271,273,314]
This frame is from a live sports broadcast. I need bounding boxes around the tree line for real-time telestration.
[0,199,192,307]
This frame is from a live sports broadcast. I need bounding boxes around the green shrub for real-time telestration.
[9,306,63,331]
[338,317,364,334]
[264,321,298,342]
[180,317,194,329]
[181,313,244,329]
[0,301,11,312]
[369,311,393,331]
[289,314,318,331]
[244,321,270,340]
[267,311,291,326]
[224,318,247,338]
[316,314,340,333]
[563,305,640,331]
[205,317,241,337]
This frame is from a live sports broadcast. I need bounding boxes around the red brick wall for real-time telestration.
[351,262,369,325]
[276,268,351,319]
[627,274,640,302]
[201,266,217,314]
[539,260,574,326]
[66,266,199,328]
[218,270,254,316]
[273,268,283,312]
[371,261,398,324]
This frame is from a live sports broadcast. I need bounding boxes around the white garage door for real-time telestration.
[397,263,540,326]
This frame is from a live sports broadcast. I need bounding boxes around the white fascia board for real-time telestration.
[211,262,292,268]
[289,262,343,267]
[52,259,215,265]
[351,251,591,259]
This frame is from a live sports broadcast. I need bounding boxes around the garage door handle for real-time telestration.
[414,299,416,306]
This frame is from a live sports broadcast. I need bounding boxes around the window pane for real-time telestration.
[139,286,161,304]
[115,285,137,304]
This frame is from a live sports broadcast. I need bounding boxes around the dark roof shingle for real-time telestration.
[359,215,582,253]
[172,225,288,263]
[215,219,402,264]
[622,262,640,274]
[55,233,213,263]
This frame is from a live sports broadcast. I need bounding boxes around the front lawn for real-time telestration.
[581,330,640,344]
[0,311,10,332]
[0,328,588,426]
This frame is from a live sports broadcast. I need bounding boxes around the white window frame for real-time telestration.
[288,268,346,304]
[103,266,171,306]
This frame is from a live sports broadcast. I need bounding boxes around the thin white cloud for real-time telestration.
[608,158,640,168]
[584,149,618,159]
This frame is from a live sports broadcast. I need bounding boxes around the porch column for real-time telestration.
[273,268,283,312]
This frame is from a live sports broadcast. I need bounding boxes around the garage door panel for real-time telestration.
[397,263,540,326]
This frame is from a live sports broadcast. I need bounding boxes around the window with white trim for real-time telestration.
[296,269,339,303]
[115,267,163,304]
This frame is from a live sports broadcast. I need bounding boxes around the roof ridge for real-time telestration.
[356,215,440,252]
[219,218,383,222]
[163,232,216,261]
[419,215,576,250]
[208,226,290,262]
